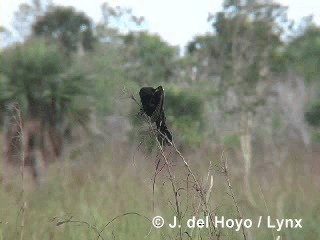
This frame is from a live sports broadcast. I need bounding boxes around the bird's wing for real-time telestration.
[139,87,155,116]
[151,86,164,122]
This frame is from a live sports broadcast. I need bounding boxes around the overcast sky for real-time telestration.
[1,0,320,48]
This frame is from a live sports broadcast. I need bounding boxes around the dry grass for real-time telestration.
[0,124,319,239]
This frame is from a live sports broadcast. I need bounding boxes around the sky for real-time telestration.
[1,0,320,48]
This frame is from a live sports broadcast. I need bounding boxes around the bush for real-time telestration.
[305,101,320,127]
[130,85,205,150]
[165,86,204,149]
[0,37,90,124]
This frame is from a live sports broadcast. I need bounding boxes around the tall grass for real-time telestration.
[0,132,319,239]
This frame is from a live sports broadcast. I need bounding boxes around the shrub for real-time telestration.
[130,85,205,150]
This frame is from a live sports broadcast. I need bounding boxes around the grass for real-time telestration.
[0,140,319,240]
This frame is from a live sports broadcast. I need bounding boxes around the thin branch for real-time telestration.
[222,150,247,240]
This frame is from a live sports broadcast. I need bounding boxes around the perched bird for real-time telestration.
[139,86,172,145]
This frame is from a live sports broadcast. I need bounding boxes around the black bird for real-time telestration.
[139,86,172,146]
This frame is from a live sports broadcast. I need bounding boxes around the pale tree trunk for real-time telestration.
[240,111,256,208]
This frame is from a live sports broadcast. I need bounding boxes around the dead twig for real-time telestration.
[222,150,247,240]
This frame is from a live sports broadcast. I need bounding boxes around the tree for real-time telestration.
[285,23,320,142]
[12,0,51,40]
[32,6,95,53]
[1,37,90,182]
[1,37,88,124]
[185,0,290,203]
[123,32,178,85]
[286,24,320,82]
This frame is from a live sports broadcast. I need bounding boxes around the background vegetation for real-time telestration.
[0,0,320,239]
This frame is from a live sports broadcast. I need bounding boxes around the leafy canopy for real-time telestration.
[1,37,89,125]
[32,6,95,53]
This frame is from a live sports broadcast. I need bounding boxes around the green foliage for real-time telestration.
[170,116,203,148]
[32,6,95,53]
[269,46,288,73]
[0,37,90,125]
[1,2,320,239]
[187,0,286,94]
[1,38,64,114]
[305,101,320,127]
[311,131,320,143]
[213,3,285,82]
[123,32,177,85]
[165,87,203,121]
[272,112,282,129]
[165,86,205,148]
[182,1,290,135]
[223,134,240,147]
[74,42,128,116]
[286,25,320,81]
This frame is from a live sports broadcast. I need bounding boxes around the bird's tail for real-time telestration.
[157,122,172,146]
